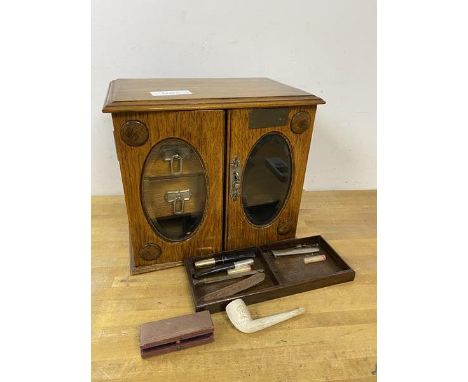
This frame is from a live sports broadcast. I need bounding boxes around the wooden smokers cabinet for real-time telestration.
[103,78,325,274]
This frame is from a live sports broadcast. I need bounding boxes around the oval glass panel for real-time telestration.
[242,133,292,226]
[141,138,207,241]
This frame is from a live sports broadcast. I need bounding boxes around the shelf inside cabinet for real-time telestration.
[143,171,205,181]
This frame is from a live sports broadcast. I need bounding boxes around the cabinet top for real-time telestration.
[102,78,325,113]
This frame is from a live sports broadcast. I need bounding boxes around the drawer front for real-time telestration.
[142,175,206,220]
[143,140,204,177]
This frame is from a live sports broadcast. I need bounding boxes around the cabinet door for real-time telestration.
[225,106,317,250]
[112,110,224,273]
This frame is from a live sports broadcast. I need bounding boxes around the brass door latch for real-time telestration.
[230,157,241,200]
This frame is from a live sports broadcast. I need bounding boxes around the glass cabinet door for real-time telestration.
[242,133,292,225]
[111,109,224,271]
[141,138,207,241]
[225,107,316,250]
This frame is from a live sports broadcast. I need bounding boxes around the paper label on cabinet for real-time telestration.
[150,90,192,96]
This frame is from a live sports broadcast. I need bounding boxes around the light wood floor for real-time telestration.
[92,191,376,381]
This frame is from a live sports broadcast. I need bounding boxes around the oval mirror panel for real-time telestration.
[141,138,207,241]
[242,133,292,226]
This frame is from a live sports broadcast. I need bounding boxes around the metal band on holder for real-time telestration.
[233,259,254,268]
[272,244,320,257]
[227,265,252,275]
[194,258,216,268]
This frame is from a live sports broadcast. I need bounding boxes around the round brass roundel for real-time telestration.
[290,112,311,134]
[277,219,292,235]
[139,243,162,261]
[120,120,149,147]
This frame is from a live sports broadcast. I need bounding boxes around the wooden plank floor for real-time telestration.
[92,191,376,381]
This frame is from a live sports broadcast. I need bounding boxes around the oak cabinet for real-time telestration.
[103,78,324,274]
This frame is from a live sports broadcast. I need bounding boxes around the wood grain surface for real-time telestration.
[112,110,225,271]
[92,190,377,381]
[102,78,325,113]
[225,106,316,250]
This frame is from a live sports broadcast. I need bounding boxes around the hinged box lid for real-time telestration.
[102,77,325,112]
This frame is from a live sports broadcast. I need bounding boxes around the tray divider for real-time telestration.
[259,248,286,285]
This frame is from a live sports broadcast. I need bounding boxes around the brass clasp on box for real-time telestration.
[165,189,192,214]
[164,153,183,175]
[230,157,241,200]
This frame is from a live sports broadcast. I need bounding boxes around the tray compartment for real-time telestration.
[188,248,279,303]
[260,236,350,284]
[184,235,355,313]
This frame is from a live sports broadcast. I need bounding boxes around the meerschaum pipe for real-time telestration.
[225,299,305,333]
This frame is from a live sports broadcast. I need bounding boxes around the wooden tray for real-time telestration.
[184,235,355,313]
